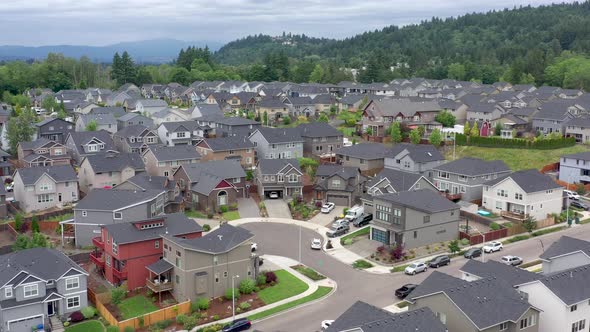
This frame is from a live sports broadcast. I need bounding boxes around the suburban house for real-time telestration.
[407,271,541,332]
[13,165,78,213]
[174,160,246,212]
[338,94,367,112]
[335,143,391,175]
[116,174,181,213]
[142,145,201,179]
[559,151,590,184]
[255,97,289,124]
[313,165,366,207]
[0,149,12,177]
[35,118,75,144]
[539,236,590,274]
[189,103,223,119]
[564,116,590,144]
[431,158,511,202]
[460,259,539,285]
[75,113,118,134]
[135,99,168,115]
[78,152,145,193]
[482,169,563,221]
[383,143,446,176]
[157,121,202,146]
[0,248,89,332]
[90,213,202,290]
[325,301,447,332]
[88,106,126,118]
[256,159,302,199]
[532,101,576,135]
[65,130,116,164]
[369,190,459,248]
[248,127,303,160]
[209,116,261,138]
[72,188,166,246]
[194,137,255,169]
[159,223,258,300]
[297,122,344,159]
[17,138,72,168]
[117,113,154,129]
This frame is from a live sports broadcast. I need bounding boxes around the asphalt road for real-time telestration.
[242,222,590,332]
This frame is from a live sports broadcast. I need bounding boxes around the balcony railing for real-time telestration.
[501,211,529,221]
[92,237,104,250]
[445,193,463,201]
[112,267,128,280]
[89,252,104,268]
[146,278,174,293]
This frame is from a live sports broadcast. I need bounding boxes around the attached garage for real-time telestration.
[7,315,44,332]
[370,227,390,245]
[264,190,284,199]
[327,194,350,207]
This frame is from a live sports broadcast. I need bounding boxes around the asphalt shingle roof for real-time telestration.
[336,143,391,160]
[137,99,168,107]
[148,145,201,162]
[83,152,145,173]
[538,264,590,305]
[75,188,164,211]
[200,136,254,151]
[388,143,445,163]
[146,259,174,275]
[460,260,538,286]
[89,106,126,118]
[484,169,561,193]
[103,213,202,244]
[119,174,176,191]
[376,189,458,213]
[16,165,77,185]
[366,168,425,192]
[164,223,253,254]
[297,122,343,138]
[67,130,116,155]
[433,157,510,176]
[253,127,303,144]
[257,159,301,174]
[539,236,590,260]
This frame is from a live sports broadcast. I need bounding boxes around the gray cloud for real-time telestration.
[0,0,576,46]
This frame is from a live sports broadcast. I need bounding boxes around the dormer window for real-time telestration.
[130,137,135,143]
[5,286,12,298]
[87,144,98,152]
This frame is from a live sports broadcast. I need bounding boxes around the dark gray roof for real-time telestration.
[388,143,445,163]
[114,124,152,138]
[0,248,86,288]
[18,137,57,151]
[146,259,174,275]
[460,260,538,286]
[538,264,590,305]
[160,121,199,132]
[433,157,510,176]
[137,99,168,107]
[16,165,77,185]
[253,127,303,144]
[339,94,366,105]
[75,188,163,211]
[297,122,343,138]
[119,174,176,191]
[484,169,561,193]
[118,112,145,122]
[180,160,245,194]
[539,236,590,260]
[564,116,590,129]
[257,159,301,174]
[508,107,537,117]
[258,97,287,108]
[147,145,201,162]
[316,165,359,179]
[326,301,446,332]
[103,213,202,244]
[336,143,391,160]
[164,223,253,254]
[366,168,426,192]
[533,101,576,120]
[214,116,259,126]
[89,106,126,118]
[83,152,145,173]
[561,151,590,162]
[199,136,254,151]
[191,104,223,118]
[376,189,458,213]
[66,130,116,155]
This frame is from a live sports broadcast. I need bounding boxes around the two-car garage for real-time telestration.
[263,190,283,199]
[326,194,350,207]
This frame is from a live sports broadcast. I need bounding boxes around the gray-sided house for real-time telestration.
[35,118,75,144]
[256,159,303,199]
[113,125,160,154]
[538,236,590,274]
[384,143,446,176]
[559,151,590,184]
[116,174,181,213]
[75,113,118,134]
[157,121,202,146]
[248,127,303,160]
[335,143,391,176]
[17,138,72,168]
[297,122,344,159]
[313,165,366,207]
[142,145,201,179]
[65,130,116,164]
[117,113,154,130]
[0,248,89,332]
[13,165,78,213]
[134,99,168,115]
[532,101,576,135]
[78,152,145,193]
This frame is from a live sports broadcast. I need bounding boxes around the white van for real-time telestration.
[344,205,364,221]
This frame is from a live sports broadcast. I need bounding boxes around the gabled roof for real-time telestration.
[460,259,538,286]
[564,116,590,129]
[163,223,253,254]
[146,145,201,162]
[315,165,359,179]
[366,168,426,192]
[539,236,590,260]
[252,127,303,144]
[118,112,151,122]
[103,213,202,244]
[536,264,590,305]
[119,174,176,192]
[533,100,577,120]
[160,121,199,132]
[366,98,442,117]
[136,99,168,107]
[484,169,561,193]
[75,188,163,211]
[181,160,246,185]
[561,151,590,162]
[66,130,116,155]
[16,165,77,185]
[297,122,342,138]
[433,157,510,176]
[146,259,174,275]
[258,97,287,108]
[257,159,301,175]
[35,117,74,129]
[388,143,445,163]
[335,143,391,160]
[339,94,367,105]
[114,124,152,139]
[89,106,126,118]
[83,152,145,173]
[18,137,57,151]
[375,189,458,214]
[198,136,254,151]
[191,103,223,118]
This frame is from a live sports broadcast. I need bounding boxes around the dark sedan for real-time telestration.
[395,284,418,299]
[223,318,251,332]
[464,248,482,259]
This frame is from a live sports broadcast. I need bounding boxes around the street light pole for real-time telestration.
[232,274,239,321]
[298,224,302,262]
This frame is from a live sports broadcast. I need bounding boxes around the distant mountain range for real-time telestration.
[0,39,223,63]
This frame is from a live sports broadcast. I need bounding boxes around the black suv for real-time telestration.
[464,248,482,259]
[223,318,251,332]
[395,284,418,299]
[353,213,373,227]
[428,255,450,268]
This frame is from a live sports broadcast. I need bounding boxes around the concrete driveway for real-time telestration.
[237,198,259,218]
[310,205,346,227]
[264,199,292,219]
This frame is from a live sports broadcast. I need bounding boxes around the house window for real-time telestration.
[5,286,12,298]
[67,296,80,309]
[234,177,241,183]
[113,212,122,220]
[496,201,503,210]
[519,314,536,329]
[155,241,160,249]
[499,322,508,331]
[112,241,118,254]
[458,175,467,182]
[82,210,87,217]
[215,273,219,283]
[164,171,169,177]
[213,256,218,265]
[23,284,38,298]
[177,132,186,138]
[38,194,53,203]
[65,277,79,290]
[54,149,63,156]
[460,186,466,193]
[277,174,284,182]
[423,216,430,223]
[360,159,365,164]
[403,161,410,169]
[497,189,508,197]
[289,174,298,183]
[175,257,182,268]
[439,172,449,179]
[332,179,341,187]
[223,271,228,278]
[515,193,523,200]
[105,254,111,266]
[88,144,98,152]
[40,183,52,191]
[570,304,578,312]
[413,230,417,238]
[572,319,586,332]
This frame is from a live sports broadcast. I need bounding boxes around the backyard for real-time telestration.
[222,210,240,221]
[118,295,159,320]
[65,320,105,332]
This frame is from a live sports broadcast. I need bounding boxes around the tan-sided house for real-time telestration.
[17,138,72,168]
[195,137,255,169]
[78,151,145,193]
[13,165,79,213]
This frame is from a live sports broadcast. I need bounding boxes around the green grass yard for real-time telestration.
[340,226,369,244]
[65,320,105,332]
[249,286,332,321]
[257,270,309,304]
[222,211,240,221]
[118,295,158,320]
[184,210,208,219]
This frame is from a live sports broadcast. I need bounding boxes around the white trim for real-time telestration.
[6,314,44,331]
[23,284,39,298]
[65,276,80,290]
[4,286,12,298]
[57,267,89,279]
[66,295,81,309]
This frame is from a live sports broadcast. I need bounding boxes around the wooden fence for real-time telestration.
[506,217,556,236]
[460,228,508,245]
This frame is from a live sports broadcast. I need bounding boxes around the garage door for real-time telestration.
[327,195,349,207]
[8,315,44,332]
[371,227,389,244]
[264,190,283,199]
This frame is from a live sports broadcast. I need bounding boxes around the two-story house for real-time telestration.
[157,121,203,146]
[384,143,446,176]
[116,174,181,213]
[564,116,590,144]
[0,149,12,177]
[0,248,89,332]
[482,169,563,221]
[35,118,75,144]
[195,137,255,169]
[90,213,202,290]
[17,138,72,168]
[117,113,154,130]
[297,122,343,159]
[65,130,117,164]
[539,236,590,274]
[313,165,366,207]
[255,97,289,125]
[248,128,304,160]
[559,151,590,184]
[75,113,118,134]
[256,159,303,199]
[13,165,78,213]
[113,125,160,154]
[142,145,201,179]
[78,152,145,193]
[174,160,246,212]
[532,101,576,135]
[209,117,261,138]
[73,188,166,246]
[431,158,511,202]
[335,143,391,176]
[159,223,258,301]
[134,99,168,115]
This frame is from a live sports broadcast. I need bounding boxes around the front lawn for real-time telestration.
[185,210,208,218]
[447,145,589,171]
[118,295,158,319]
[257,270,309,304]
[222,211,240,221]
[65,320,105,332]
[249,286,332,321]
[340,226,369,245]
[292,265,326,281]
[352,259,373,269]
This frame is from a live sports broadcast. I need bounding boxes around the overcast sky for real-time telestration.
[1,0,575,46]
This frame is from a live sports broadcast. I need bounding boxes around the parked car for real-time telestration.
[483,241,503,253]
[321,202,336,213]
[464,248,482,259]
[570,200,589,211]
[501,255,523,266]
[353,213,373,227]
[395,284,418,299]
[268,192,279,199]
[311,238,322,250]
[564,190,581,200]
[5,182,13,192]
[344,205,364,221]
[321,320,335,330]
[428,255,450,268]
[251,243,258,252]
[404,262,427,275]
[223,318,251,332]
[332,219,349,228]
[326,224,349,238]
[343,137,353,147]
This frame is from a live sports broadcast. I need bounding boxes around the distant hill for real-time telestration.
[0,39,223,63]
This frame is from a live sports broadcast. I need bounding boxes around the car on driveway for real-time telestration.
[395,284,418,299]
[483,241,503,253]
[223,318,251,331]
[404,262,427,275]
[326,224,349,238]
[565,190,581,200]
[570,200,589,211]
[464,248,482,259]
[251,243,258,252]
[321,320,335,330]
[353,213,373,227]
[311,238,322,250]
[5,182,13,192]
[268,192,279,199]
[501,255,523,266]
[332,219,349,228]
[321,202,335,213]
[428,255,450,268]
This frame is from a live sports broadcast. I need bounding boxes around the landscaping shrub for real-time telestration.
[63,322,70,327]
[192,297,210,311]
[212,314,220,321]
[256,274,267,286]
[225,287,241,301]
[490,222,501,231]
[14,213,23,233]
[69,311,84,322]
[460,238,470,246]
[343,238,353,245]
[183,316,198,330]
[31,216,39,233]
[220,205,229,213]
[200,324,225,332]
[506,235,531,243]
[202,224,211,232]
[254,286,260,292]
[124,326,135,332]
[111,285,127,305]
[265,271,277,284]
[239,301,251,310]
[81,306,96,319]
[155,319,172,329]
[176,314,188,325]
[239,278,256,294]
[352,259,373,269]
[106,326,119,332]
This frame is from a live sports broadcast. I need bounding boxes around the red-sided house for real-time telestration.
[90,213,202,290]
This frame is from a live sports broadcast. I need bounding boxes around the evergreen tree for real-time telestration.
[470,122,480,137]
[409,128,421,144]
[464,121,471,136]
[120,51,136,85]
[112,52,122,83]
[390,122,402,143]
[429,128,443,146]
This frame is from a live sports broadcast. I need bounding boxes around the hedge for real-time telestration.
[454,134,575,149]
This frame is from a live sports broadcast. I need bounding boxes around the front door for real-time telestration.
[47,301,55,316]
[58,193,62,202]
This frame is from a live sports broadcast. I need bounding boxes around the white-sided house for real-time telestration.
[539,236,590,274]
[13,165,79,213]
[482,169,563,221]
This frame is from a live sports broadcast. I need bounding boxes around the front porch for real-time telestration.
[146,260,174,302]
